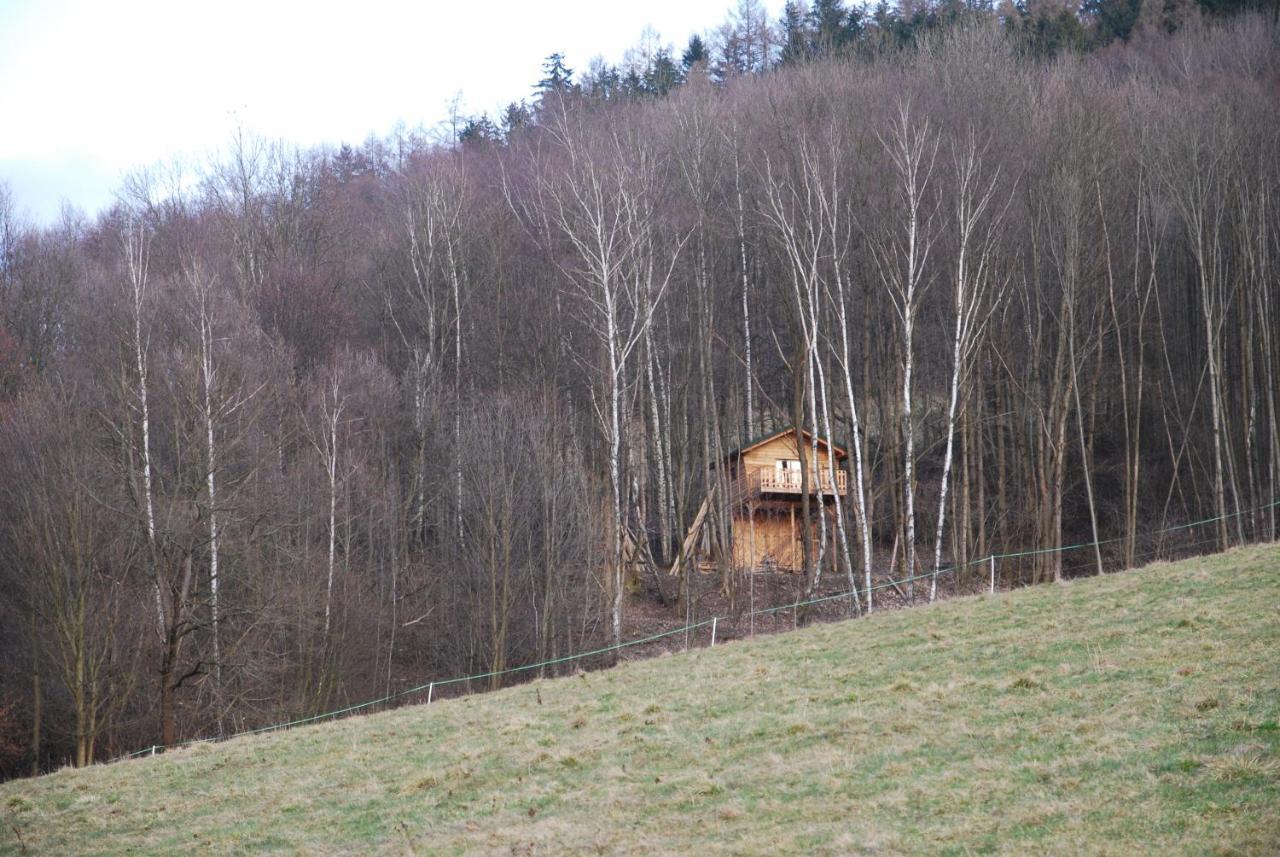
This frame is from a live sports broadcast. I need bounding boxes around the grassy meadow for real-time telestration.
[2,545,1278,855]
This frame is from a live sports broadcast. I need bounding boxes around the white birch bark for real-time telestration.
[930,133,1005,602]
[732,149,756,437]
[868,104,939,601]
[304,370,348,641]
[197,280,222,691]
[813,136,875,613]
[507,108,684,648]
[123,220,165,630]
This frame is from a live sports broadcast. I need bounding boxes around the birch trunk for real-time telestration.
[733,150,756,437]
[198,288,223,716]
[933,135,1007,600]
[869,106,938,602]
[124,223,164,631]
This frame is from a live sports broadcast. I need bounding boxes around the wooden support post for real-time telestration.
[789,505,796,571]
[669,491,714,579]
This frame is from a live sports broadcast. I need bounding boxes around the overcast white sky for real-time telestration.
[0,0,781,224]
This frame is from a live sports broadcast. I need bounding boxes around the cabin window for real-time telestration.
[777,459,800,471]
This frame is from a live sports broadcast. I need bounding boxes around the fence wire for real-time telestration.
[117,497,1280,761]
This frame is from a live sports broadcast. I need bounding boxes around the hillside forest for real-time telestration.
[0,4,1277,777]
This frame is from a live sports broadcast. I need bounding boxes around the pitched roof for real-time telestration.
[724,427,848,461]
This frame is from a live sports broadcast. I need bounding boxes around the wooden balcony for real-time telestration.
[733,467,848,501]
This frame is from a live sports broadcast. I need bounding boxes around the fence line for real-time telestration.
[116,496,1280,762]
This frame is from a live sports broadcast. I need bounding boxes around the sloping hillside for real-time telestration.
[3,546,1278,855]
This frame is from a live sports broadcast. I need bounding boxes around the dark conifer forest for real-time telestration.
[1,3,1278,776]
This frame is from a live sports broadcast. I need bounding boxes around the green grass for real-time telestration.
[3,546,1279,855]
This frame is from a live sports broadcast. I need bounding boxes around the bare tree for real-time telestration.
[867,103,940,599]
[507,103,684,649]
[929,131,1008,601]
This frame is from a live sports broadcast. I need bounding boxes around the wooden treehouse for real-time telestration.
[671,428,849,577]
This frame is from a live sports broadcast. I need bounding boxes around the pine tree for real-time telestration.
[681,34,709,70]
[809,0,860,54]
[534,53,576,121]
[536,53,575,94]
[459,115,501,147]
[501,101,532,137]
[622,67,645,98]
[779,1,812,64]
[582,60,623,101]
[1083,0,1142,45]
[645,48,682,96]
[1007,0,1087,56]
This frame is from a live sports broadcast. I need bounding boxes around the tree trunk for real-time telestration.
[29,609,40,776]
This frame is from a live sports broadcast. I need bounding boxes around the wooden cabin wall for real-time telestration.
[730,506,837,573]
[739,435,836,475]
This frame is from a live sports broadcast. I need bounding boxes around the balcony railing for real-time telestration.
[733,467,848,500]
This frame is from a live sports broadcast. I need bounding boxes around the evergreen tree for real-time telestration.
[534,53,577,120]
[622,67,645,98]
[1136,0,1200,33]
[809,0,860,53]
[866,0,915,49]
[459,115,501,147]
[1005,0,1086,56]
[1083,0,1142,44]
[645,48,683,95]
[779,1,812,64]
[501,101,532,137]
[682,34,709,70]
[582,60,623,101]
[536,52,575,94]
[333,143,360,182]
